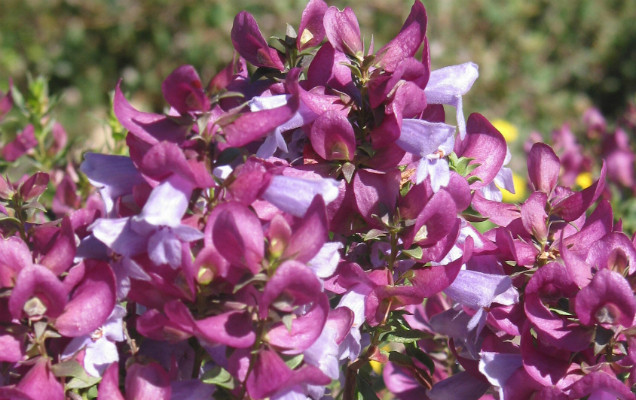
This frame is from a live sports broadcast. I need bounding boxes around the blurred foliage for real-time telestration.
[1,0,636,147]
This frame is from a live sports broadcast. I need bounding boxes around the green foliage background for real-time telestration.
[1,0,636,142]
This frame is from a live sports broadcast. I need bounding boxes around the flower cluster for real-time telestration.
[0,1,635,399]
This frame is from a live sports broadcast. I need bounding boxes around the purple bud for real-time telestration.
[323,7,363,57]
[297,0,328,50]
[231,11,285,70]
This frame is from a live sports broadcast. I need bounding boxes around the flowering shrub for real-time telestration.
[1,1,636,399]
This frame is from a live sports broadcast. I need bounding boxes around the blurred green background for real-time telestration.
[1,0,636,144]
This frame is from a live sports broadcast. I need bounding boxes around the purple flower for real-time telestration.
[425,62,479,139]
[91,174,203,268]
[62,305,126,377]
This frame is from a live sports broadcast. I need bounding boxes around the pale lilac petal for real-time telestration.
[170,380,215,400]
[147,228,182,267]
[425,63,479,139]
[427,371,490,400]
[84,338,119,377]
[478,352,522,394]
[262,175,339,217]
[444,269,517,309]
[91,218,147,257]
[135,175,193,228]
[307,242,343,278]
[80,153,144,215]
[396,119,455,157]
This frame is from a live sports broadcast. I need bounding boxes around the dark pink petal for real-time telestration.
[310,110,356,160]
[412,239,470,297]
[585,232,636,275]
[353,168,401,226]
[39,216,76,276]
[98,362,126,400]
[375,0,427,72]
[9,264,67,319]
[246,349,293,399]
[283,196,328,263]
[17,358,64,400]
[195,310,256,348]
[471,192,520,227]
[18,171,49,201]
[0,80,12,119]
[260,261,329,352]
[457,113,507,188]
[55,260,116,337]
[50,122,67,154]
[222,96,299,148]
[114,83,188,145]
[368,57,429,109]
[567,372,635,400]
[444,172,472,211]
[560,236,594,288]
[226,158,272,205]
[306,42,356,96]
[140,141,213,188]
[297,0,328,50]
[494,227,537,266]
[552,162,607,222]
[0,325,26,362]
[521,192,548,240]
[231,11,284,70]
[520,323,571,387]
[0,236,33,288]
[136,309,192,342]
[524,262,592,352]
[323,7,363,56]
[402,188,457,249]
[0,388,34,400]
[161,65,210,114]
[526,143,560,194]
[2,124,37,162]
[575,269,636,327]
[125,362,171,400]
[562,198,613,254]
[208,56,247,93]
[210,202,264,273]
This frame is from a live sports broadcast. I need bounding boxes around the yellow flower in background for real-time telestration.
[499,173,527,203]
[575,172,593,189]
[492,119,519,143]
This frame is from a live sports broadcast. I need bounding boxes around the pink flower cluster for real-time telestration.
[0,1,635,399]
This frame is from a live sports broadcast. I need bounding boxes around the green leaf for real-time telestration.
[467,175,483,184]
[284,354,304,369]
[388,351,413,367]
[66,376,101,390]
[363,229,386,241]
[282,313,294,333]
[402,246,423,260]
[201,366,236,390]
[355,373,380,400]
[405,343,435,374]
[342,162,356,183]
[384,328,426,344]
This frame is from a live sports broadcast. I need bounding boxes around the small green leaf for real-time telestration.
[363,229,386,241]
[342,162,356,183]
[388,351,413,367]
[384,328,426,344]
[402,246,423,260]
[284,354,304,369]
[282,313,294,333]
[405,343,435,374]
[467,175,483,184]
[201,366,236,389]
